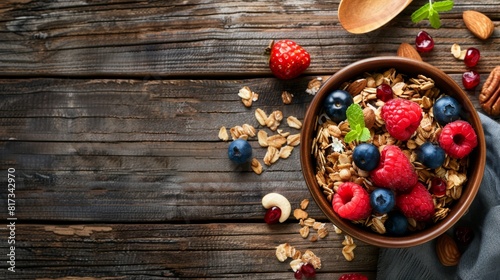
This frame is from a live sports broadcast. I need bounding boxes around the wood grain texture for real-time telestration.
[0,0,498,77]
[0,77,314,141]
[0,223,378,279]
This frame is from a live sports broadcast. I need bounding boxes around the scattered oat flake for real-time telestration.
[218,126,229,141]
[333,224,342,234]
[317,227,329,239]
[266,111,283,131]
[242,124,256,137]
[300,199,309,210]
[263,146,279,166]
[285,243,296,258]
[277,129,290,137]
[275,243,289,262]
[282,91,293,104]
[279,146,294,159]
[257,130,269,147]
[271,110,284,122]
[342,248,355,261]
[252,92,259,102]
[238,86,252,100]
[242,98,252,107]
[300,226,310,238]
[287,133,301,147]
[267,134,287,149]
[255,108,268,126]
[306,78,322,95]
[312,222,324,230]
[303,217,316,227]
[293,208,308,220]
[287,116,302,129]
[302,250,321,269]
[251,158,263,175]
[289,259,303,272]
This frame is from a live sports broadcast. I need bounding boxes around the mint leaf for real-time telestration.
[411,0,454,29]
[432,0,454,12]
[360,127,371,142]
[411,3,431,23]
[429,9,441,29]
[344,104,371,143]
[346,103,364,129]
[344,130,358,143]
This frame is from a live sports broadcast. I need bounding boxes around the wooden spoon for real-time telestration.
[338,0,413,34]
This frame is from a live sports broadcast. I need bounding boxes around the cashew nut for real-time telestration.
[261,193,291,223]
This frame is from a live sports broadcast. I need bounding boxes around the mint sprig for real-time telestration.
[344,104,371,143]
[411,0,454,29]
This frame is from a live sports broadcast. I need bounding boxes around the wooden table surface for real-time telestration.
[0,1,498,279]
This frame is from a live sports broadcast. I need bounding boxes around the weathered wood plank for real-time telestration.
[0,77,313,141]
[1,139,325,222]
[0,223,378,279]
[0,0,498,77]
[0,75,494,143]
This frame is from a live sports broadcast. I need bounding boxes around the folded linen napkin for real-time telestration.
[377,113,500,280]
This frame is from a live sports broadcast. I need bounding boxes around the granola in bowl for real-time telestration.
[300,57,486,248]
[312,67,472,234]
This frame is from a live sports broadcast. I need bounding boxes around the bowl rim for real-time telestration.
[300,56,486,248]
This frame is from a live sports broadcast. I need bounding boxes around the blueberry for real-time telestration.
[353,143,380,171]
[385,211,408,236]
[370,188,395,214]
[433,96,462,126]
[417,142,445,169]
[228,139,252,164]
[323,89,354,123]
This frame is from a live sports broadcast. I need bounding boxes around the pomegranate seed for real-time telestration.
[462,70,480,89]
[454,226,474,247]
[464,47,480,67]
[300,263,316,279]
[264,206,281,224]
[415,30,434,52]
[430,177,447,197]
[376,84,393,102]
[294,270,303,280]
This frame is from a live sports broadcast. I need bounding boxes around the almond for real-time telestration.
[346,78,367,96]
[436,234,461,266]
[463,10,494,40]
[397,43,422,61]
[363,107,375,129]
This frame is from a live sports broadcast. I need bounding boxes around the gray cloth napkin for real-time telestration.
[377,113,500,280]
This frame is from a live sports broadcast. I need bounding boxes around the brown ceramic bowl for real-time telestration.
[300,56,486,248]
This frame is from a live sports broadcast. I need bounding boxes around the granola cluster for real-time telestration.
[312,68,471,234]
[275,243,322,272]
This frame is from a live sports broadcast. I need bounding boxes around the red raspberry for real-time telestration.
[396,182,435,222]
[438,120,478,159]
[370,145,418,193]
[332,182,372,221]
[338,273,368,280]
[381,98,423,141]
